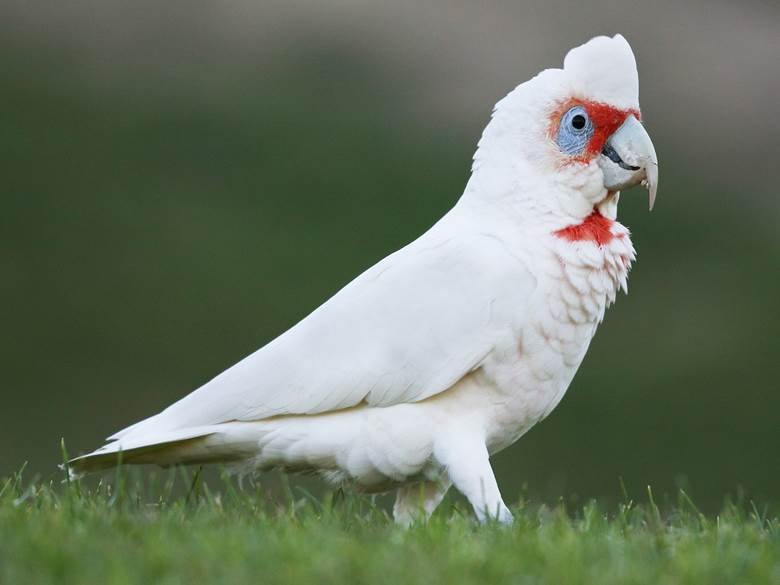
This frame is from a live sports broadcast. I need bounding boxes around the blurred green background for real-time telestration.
[1,0,778,511]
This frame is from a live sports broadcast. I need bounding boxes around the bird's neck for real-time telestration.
[553,208,617,246]
[458,165,614,236]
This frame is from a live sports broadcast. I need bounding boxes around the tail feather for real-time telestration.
[68,427,218,474]
[68,423,265,475]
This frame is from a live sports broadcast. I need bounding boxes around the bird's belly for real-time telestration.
[212,243,631,489]
[216,316,600,489]
[478,321,596,455]
[478,272,621,452]
[475,232,636,455]
[220,403,444,491]
[217,363,572,491]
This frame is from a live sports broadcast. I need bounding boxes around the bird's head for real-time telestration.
[469,34,658,222]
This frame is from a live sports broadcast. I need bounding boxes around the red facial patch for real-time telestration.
[582,101,641,156]
[554,209,615,246]
[550,99,640,162]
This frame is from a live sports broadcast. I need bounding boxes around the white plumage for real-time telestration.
[70,34,658,524]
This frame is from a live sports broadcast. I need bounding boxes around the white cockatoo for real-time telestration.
[70,34,658,524]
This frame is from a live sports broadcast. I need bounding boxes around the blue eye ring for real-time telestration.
[556,106,594,155]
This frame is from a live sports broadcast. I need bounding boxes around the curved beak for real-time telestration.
[598,115,659,210]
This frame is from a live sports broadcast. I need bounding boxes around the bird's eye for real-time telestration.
[556,106,594,155]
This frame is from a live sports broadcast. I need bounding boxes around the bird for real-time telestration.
[69,34,658,525]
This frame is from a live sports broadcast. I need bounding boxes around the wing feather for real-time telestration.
[111,218,535,442]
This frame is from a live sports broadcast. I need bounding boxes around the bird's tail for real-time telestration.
[66,424,260,476]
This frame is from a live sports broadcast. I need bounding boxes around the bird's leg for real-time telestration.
[435,435,513,524]
[393,480,451,527]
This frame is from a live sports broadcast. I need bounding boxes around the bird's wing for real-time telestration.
[111,219,536,441]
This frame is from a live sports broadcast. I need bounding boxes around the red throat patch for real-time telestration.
[554,210,615,246]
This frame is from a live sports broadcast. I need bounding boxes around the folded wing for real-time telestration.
[107,223,536,447]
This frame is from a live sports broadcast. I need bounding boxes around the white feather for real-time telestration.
[70,34,650,525]
[110,207,536,443]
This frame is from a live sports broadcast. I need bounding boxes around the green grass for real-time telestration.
[1,467,777,585]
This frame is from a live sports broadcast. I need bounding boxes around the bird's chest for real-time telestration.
[482,222,635,452]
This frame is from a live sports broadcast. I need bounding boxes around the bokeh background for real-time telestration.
[2,0,778,511]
